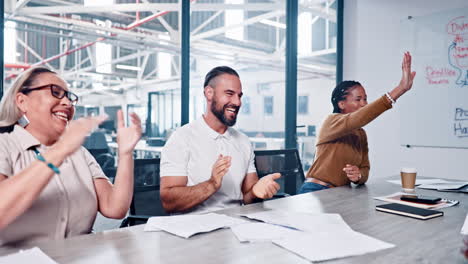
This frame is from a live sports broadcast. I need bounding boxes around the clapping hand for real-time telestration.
[252,173,281,199]
[56,115,107,156]
[116,110,142,156]
[343,164,361,183]
[210,155,231,190]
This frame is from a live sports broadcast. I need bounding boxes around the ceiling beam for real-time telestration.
[18,3,285,15]
[191,10,223,35]
[63,50,153,78]
[16,37,57,70]
[12,0,33,15]
[139,0,176,36]
[26,14,160,42]
[192,10,284,41]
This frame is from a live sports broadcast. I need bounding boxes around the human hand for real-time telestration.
[55,115,107,156]
[343,164,362,183]
[210,155,231,190]
[397,51,417,93]
[252,173,281,199]
[116,110,142,156]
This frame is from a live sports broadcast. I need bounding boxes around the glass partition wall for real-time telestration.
[3,0,340,184]
[296,0,338,171]
[189,0,286,150]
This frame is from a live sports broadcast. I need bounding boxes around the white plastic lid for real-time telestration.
[401,167,417,173]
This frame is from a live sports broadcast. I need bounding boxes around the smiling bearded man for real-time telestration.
[159,66,282,214]
[211,90,240,127]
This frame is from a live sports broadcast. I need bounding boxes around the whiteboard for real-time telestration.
[400,7,468,148]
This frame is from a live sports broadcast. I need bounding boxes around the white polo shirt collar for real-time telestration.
[199,116,232,140]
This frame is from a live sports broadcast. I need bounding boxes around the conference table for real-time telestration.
[0,177,466,263]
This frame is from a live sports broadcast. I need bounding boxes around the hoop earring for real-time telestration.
[18,114,30,128]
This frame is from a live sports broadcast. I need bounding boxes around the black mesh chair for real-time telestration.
[254,149,305,196]
[84,131,116,180]
[120,158,168,227]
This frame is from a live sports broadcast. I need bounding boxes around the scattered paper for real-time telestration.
[240,210,352,233]
[273,230,395,262]
[0,247,58,264]
[462,213,468,235]
[387,179,449,186]
[230,222,301,243]
[144,213,247,238]
[374,192,459,209]
[417,182,468,190]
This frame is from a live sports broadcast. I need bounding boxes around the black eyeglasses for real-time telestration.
[21,84,79,106]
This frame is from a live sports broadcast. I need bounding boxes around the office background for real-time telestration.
[1,0,467,181]
[343,0,468,182]
[1,0,341,174]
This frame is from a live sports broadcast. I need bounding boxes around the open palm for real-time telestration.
[398,51,417,92]
[116,110,142,155]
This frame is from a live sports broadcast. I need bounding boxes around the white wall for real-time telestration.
[81,68,335,138]
[344,0,468,181]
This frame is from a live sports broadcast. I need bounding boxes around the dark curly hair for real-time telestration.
[331,80,362,113]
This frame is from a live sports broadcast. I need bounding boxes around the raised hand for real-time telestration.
[252,173,281,199]
[398,51,417,93]
[343,164,361,183]
[210,155,231,190]
[55,115,107,156]
[116,110,142,156]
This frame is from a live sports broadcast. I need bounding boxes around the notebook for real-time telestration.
[376,203,444,220]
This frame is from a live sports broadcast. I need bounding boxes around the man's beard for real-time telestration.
[211,98,239,127]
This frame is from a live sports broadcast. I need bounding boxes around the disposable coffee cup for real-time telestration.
[400,167,417,192]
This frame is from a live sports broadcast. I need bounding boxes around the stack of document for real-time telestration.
[0,247,58,264]
[418,182,468,192]
[374,192,459,209]
[144,213,246,238]
[235,210,394,262]
[387,179,468,192]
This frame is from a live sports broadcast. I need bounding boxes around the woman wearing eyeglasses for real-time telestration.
[0,66,142,245]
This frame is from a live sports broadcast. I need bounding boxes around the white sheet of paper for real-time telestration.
[273,230,395,262]
[0,247,58,264]
[230,222,301,243]
[462,213,468,235]
[144,213,247,238]
[240,210,352,233]
[387,179,449,186]
[417,182,468,190]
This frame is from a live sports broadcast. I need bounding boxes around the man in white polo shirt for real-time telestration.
[160,66,281,214]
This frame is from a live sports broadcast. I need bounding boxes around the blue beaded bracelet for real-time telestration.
[33,149,60,174]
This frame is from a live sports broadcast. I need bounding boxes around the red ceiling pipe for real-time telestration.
[5,1,197,80]
[136,0,140,22]
[4,63,31,69]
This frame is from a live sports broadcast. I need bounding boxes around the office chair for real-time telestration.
[120,158,168,227]
[254,149,305,197]
[84,131,116,180]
